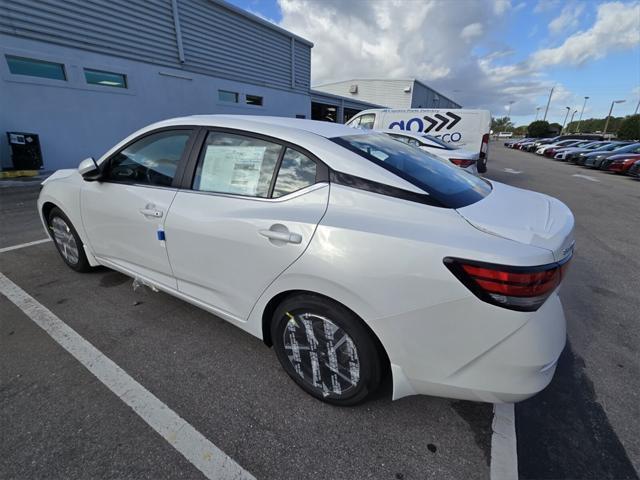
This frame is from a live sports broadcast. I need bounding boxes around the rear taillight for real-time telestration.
[480,134,489,159]
[450,158,476,168]
[444,256,572,311]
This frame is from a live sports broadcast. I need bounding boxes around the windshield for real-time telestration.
[332,133,492,208]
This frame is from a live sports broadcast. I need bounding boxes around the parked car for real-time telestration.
[556,141,614,161]
[583,143,640,168]
[573,142,634,165]
[606,154,640,173]
[627,159,640,178]
[546,141,594,158]
[537,140,582,156]
[381,129,480,174]
[38,115,574,406]
[524,138,556,152]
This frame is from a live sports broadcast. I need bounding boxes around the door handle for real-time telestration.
[139,208,163,218]
[259,229,302,244]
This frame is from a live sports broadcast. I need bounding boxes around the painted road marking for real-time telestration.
[572,174,600,182]
[490,403,518,480]
[0,238,51,254]
[0,272,256,480]
[503,168,522,174]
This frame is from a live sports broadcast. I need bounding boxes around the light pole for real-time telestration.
[535,106,541,120]
[576,96,589,133]
[568,109,578,132]
[561,106,571,133]
[603,99,626,135]
[543,86,554,121]
[635,98,640,115]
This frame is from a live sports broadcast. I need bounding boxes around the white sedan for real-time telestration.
[380,129,480,174]
[38,115,574,405]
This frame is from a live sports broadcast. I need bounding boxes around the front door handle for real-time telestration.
[259,227,302,245]
[139,207,163,218]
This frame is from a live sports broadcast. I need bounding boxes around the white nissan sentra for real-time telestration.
[38,115,574,406]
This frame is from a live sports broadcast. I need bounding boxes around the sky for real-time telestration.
[226,0,640,126]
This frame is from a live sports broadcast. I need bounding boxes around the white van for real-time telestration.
[346,108,491,173]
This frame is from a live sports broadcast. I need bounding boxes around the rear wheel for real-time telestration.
[271,294,382,406]
[48,207,91,272]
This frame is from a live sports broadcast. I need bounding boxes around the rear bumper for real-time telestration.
[381,293,566,403]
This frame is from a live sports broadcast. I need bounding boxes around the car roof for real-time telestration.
[149,115,367,139]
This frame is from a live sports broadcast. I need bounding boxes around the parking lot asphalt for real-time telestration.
[1,143,638,480]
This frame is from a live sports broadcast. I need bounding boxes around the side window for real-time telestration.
[105,130,190,186]
[348,116,361,128]
[272,148,317,198]
[359,114,375,130]
[193,132,282,197]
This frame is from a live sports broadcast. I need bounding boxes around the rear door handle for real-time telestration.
[259,229,302,244]
[139,208,163,218]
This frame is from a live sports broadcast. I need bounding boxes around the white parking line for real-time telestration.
[572,174,600,182]
[503,168,522,174]
[0,272,256,480]
[490,403,518,480]
[0,238,51,254]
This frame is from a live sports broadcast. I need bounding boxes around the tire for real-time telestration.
[47,207,92,272]
[271,293,382,406]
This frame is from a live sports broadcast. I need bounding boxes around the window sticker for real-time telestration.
[199,146,267,196]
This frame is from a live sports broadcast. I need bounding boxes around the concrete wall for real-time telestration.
[314,79,413,109]
[0,35,311,170]
[314,79,461,110]
[411,81,460,109]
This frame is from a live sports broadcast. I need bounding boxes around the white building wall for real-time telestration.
[313,80,412,109]
[0,35,311,170]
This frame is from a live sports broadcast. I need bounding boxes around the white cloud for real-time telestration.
[277,0,639,117]
[532,2,640,67]
[548,2,585,35]
[461,22,484,40]
[534,0,561,13]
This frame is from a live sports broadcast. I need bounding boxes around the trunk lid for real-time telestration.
[456,181,575,262]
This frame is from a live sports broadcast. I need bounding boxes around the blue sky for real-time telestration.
[228,0,640,126]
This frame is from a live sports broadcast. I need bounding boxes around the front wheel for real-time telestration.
[48,207,92,272]
[271,294,383,406]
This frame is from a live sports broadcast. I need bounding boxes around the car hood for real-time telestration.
[456,181,575,262]
[41,169,77,185]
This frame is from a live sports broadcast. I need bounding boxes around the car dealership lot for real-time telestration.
[1,144,639,479]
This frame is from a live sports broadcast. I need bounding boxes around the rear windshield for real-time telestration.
[332,133,491,208]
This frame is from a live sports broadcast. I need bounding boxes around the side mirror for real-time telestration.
[78,157,101,181]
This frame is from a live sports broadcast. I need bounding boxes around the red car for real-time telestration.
[606,154,640,174]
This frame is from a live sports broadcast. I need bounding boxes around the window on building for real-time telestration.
[84,68,127,88]
[246,94,263,106]
[104,130,191,187]
[5,55,66,81]
[193,132,282,198]
[272,149,317,198]
[218,90,239,103]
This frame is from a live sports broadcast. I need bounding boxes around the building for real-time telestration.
[313,79,461,110]
[0,0,378,171]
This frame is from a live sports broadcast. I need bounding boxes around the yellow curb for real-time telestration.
[0,170,39,179]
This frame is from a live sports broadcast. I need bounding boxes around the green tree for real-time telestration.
[513,125,528,136]
[527,120,551,137]
[617,115,640,140]
[491,116,514,132]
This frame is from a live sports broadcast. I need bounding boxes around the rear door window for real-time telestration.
[272,149,318,198]
[193,132,282,197]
